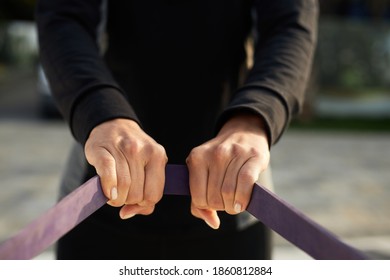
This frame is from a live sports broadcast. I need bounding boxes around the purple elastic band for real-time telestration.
[0,164,368,260]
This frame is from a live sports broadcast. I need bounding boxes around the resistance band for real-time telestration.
[0,164,368,260]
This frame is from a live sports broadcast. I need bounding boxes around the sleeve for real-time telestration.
[216,0,319,146]
[35,0,140,145]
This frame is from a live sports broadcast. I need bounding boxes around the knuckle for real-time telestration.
[84,139,98,151]
[213,144,229,160]
[239,169,257,184]
[146,192,163,204]
[149,144,168,162]
[208,197,224,210]
[221,182,235,198]
[126,189,143,205]
[155,143,167,155]
[117,173,131,188]
[140,206,155,215]
[120,139,140,156]
[98,155,115,169]
[230,143,243,155]
[186,147,204,166]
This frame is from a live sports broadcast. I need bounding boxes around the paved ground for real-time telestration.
[1,121,389,260]
[270,130,390,259]
[0,68,389,260]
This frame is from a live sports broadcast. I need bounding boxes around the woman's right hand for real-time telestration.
[84,118,168,219]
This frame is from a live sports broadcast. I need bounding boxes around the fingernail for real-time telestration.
[205,220,219,230]
[234,202,242,213]
[111,187,118,200]
[121,213,135,220]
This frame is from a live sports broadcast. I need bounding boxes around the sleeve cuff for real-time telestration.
[216,87,288,146]
[70,87,140,145]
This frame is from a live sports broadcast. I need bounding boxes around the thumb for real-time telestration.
[191,204,220,230]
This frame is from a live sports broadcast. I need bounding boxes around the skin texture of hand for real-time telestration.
[186,113,270,229]
[84,118,168,219]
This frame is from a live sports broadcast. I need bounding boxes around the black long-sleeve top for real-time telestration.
[35,0,318,233]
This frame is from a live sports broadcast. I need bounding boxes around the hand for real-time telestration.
[186,113,270,229]
[84,118,168,219]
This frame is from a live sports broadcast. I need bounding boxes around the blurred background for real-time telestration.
[0,0,389,260]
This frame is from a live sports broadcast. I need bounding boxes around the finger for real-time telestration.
[206,149,230,210]
[186,152,208,210]
[111,149,131,207]
[142,154,167,208]
[221,156,247,214]
[191,203,220,230]
[120,143,145,206]
[234,157,263,212]
[85,147,118,204]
